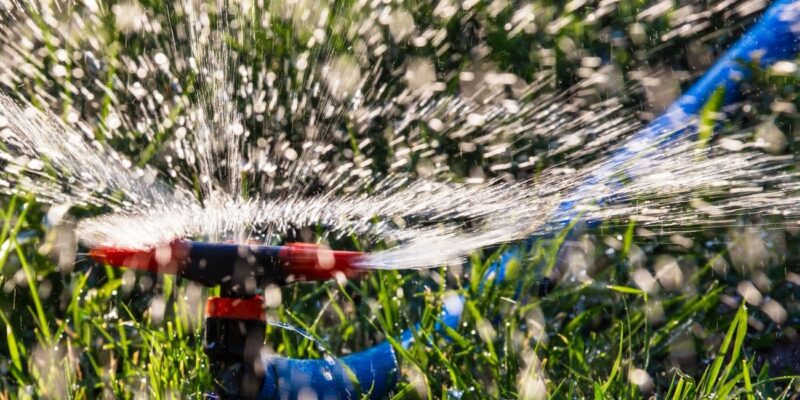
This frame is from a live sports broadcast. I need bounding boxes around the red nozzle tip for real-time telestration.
[89,241,189,274]
[278,243,364,280]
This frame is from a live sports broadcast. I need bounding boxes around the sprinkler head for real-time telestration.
[89,240,364,296]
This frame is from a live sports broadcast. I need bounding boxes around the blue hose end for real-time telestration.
[258,341,398,400]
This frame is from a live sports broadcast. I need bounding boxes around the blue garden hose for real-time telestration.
[258,342,399,399]
[257,1,800,398]
[552,0,800,222]
[256,292,465,399]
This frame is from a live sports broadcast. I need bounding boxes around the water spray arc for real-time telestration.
[88,0,800,399]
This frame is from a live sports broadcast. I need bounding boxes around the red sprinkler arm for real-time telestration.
[89,240,364,296]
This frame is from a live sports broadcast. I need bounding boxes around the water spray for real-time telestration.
[83,1,800,398]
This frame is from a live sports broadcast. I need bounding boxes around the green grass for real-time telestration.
[0,195,798,398]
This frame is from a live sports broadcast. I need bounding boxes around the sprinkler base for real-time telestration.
[204,296,266,399]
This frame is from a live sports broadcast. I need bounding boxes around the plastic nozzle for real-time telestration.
[277,242,363,281]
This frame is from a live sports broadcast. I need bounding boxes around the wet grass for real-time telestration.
[0,195,799,398]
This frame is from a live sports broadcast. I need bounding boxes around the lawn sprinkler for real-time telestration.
[89,241,374,399]
[89,0,800,399]
[90,239,463,399]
